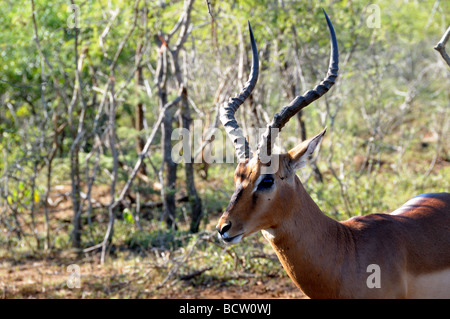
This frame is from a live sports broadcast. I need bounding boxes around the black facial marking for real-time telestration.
[226,183,244,211]
[252,193,258,207]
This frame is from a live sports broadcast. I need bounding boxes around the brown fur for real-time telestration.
[217,139,450,299]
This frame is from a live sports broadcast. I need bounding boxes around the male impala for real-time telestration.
[216,11,450,298]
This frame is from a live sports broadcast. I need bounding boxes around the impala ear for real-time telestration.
[288,128,326,171]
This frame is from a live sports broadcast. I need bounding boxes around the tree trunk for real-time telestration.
[161,100,178,229]
[296,110,307,141]
[180,86,203,233]
[70,146,82,249]
[156,0,195,230]
[157,47,177,229]
[135,42,147,176]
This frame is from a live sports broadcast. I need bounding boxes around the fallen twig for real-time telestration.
[179,266,213,281]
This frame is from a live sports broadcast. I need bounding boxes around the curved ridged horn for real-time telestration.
[257,9,339,159]
[219,21,259,162]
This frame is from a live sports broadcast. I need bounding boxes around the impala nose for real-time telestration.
[217,221,232,235]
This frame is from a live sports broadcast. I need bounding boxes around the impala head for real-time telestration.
[216,10,339,244]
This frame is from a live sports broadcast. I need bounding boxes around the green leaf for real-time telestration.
[123,208,134,224]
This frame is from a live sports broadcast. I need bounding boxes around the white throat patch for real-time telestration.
[261,228,276,242]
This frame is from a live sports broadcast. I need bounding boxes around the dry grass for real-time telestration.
[0,250,306,299]
[0,182,307,299]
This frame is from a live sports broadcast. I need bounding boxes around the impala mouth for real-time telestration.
[218,232,244,244]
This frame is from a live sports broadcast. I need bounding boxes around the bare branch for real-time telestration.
[205,0,213,20]
[434,26,450,67]
[30,0,69,106]
[113,96,181,207]
[110,0,141,73]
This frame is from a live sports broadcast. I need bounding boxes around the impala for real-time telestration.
[216,10,450,298]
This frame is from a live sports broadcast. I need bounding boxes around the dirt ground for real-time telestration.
[0,255,306,299]
[0,183,307,299]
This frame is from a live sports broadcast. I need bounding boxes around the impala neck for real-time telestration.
[263,176,354,298]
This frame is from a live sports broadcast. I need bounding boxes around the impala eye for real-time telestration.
[257,176,274,190]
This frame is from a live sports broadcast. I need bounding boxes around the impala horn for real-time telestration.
[257,9,339,160]
[219,21,259,162]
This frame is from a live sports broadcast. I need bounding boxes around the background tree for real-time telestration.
[0,0,448,295]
